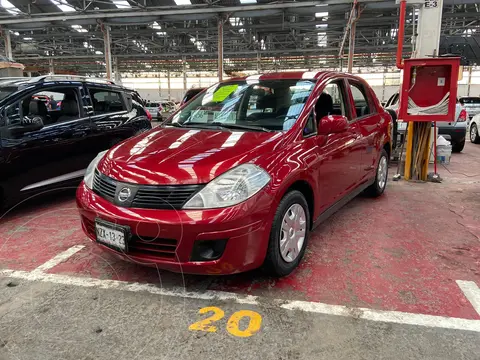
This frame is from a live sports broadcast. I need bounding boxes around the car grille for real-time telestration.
[128,236,177,259]
[92,170,202,210]
[81,216,178,259]
[92,170,116,202]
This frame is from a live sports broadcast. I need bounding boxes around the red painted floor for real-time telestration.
[1,143,479,319]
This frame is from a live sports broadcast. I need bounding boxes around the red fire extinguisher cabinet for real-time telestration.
[398,57,460,122]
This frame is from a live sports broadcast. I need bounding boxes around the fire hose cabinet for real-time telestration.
[398,57,460,122]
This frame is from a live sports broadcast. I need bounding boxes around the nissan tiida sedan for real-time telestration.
[77,71,392,276]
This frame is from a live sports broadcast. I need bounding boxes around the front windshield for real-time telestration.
[0,86,18,101]
[169,79,316,131]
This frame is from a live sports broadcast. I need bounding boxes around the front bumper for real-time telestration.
[76,182,274,275]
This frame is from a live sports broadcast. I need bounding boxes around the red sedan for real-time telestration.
[77,71,392,276]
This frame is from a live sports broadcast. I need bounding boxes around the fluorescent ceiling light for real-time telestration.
[315,12,328,18]
[72,25,88,32]
[316,24,327,28]
[112,0,131,9]
[239,0,257,3]
[174,0,191,5]
[1,0,21,15]
[23,37,33,40]
[229,17,243,26]
[50,0,75,12]
[151,22,167,36]
[10,30,19,36]
[95,50,103,55]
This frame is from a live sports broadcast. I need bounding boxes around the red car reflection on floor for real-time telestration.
[77,71,392,276]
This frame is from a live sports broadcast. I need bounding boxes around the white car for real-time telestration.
[467,114,480,144]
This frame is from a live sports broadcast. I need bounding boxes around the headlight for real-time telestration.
[84,150,107,189]
[183,164,271,209]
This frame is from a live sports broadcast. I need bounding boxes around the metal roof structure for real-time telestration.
[0,0,479,74]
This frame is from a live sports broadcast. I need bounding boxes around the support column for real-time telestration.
[182,56,187,90]
[415,0,444,58]
[347,9,357,73]
[218,17,224,81]
[167,70,171,100]
[113,56,121,83]
[49,58,54,74]
[467,66,472,96]
[3,30,12,59]
[102,23,113,80]
[256,52,261,73]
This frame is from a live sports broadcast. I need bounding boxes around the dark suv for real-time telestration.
[0,75,152,209]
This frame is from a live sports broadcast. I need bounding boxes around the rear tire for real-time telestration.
[365,149,389,197]
[470,123,480,144]
[262,190,310,277]
[452,140,465,153]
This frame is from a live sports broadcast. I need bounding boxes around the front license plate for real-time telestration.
[95,220,128,251]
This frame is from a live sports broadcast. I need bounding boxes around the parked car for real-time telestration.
[77,71,392,277]
[459,96,480,119]
[468,113,480,144]
[181,87,205,105]
[0,75,152,209]
[145,101,162,120]
[385,92,468,153]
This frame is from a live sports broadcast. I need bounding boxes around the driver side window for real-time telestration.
[314,81,349,124]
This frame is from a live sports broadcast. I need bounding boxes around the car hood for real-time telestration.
[98,126,285,185]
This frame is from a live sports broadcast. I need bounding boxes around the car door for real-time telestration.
[311,79,363,210]
[0,84,92,200]
[347,79,383,184]
[87,86,134,153]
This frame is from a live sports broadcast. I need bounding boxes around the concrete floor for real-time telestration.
[1,142,479,360]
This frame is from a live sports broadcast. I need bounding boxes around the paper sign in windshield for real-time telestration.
[212,85,239,102]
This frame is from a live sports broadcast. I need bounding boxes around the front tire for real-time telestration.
[365,149,389,197]
[470,123,480,144]
[263,190,310,277]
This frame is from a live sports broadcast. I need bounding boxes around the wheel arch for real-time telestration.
[281,179,315,230]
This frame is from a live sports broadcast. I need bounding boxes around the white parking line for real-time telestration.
[1,245,479,333]
[456,280,480,316]
[32,245,85,273]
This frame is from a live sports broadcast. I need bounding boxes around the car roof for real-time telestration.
[227,71,347,82]
[0,76,130,91]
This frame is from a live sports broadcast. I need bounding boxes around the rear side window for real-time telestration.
[460,97,480,104]
[349,82,373,118]
[88,88,126,114]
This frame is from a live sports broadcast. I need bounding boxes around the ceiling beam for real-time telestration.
[0,0,386,25]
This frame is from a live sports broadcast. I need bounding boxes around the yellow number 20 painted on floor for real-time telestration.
[189,307,262,338]
[188,307,225,332]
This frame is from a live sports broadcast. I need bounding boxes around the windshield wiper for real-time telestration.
[166,122,184,128]
[209,122,272,132]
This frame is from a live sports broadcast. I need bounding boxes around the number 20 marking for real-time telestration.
[189,307,262,338]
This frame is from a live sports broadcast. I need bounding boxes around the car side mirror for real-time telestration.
[317,115,348,135]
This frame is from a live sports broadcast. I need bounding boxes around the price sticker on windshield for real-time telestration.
[212,85,239,102]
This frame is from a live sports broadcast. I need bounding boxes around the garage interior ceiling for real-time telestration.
[0,0,479,74]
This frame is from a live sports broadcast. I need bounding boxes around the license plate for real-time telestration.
[95,219,128,251]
